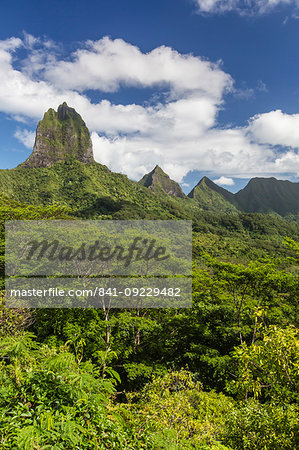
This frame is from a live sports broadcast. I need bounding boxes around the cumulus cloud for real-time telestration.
[273,149,299,171]
[0,37,22,51]
[214,176,235,185]
[14,129,35,148]
[91,125,281,182]
[0,34,298,182]
[193,0,296,15]
[248,110,299,147]
[45,37,233,99]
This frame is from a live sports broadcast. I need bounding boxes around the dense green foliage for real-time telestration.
[1,153,299,222]
[0,160,198,219]
[0,191,298,448]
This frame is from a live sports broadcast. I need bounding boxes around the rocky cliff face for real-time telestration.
[20,102,94,168]
[138,165,185,198]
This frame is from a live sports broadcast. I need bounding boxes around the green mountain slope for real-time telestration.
[0,159,197,219]
[235,177,299,216]
[188,176,239,213]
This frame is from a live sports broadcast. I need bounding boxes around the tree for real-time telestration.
[228,325,299,402]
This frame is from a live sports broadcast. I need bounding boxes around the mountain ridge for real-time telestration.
[235,177,299,216]
[1,103,299,217]
[187,176,239,214]
[186,175,299,216]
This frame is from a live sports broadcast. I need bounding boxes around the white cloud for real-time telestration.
[194,0,238,14]
[0,37,22,51]
[214,176,235,185]
[91,125,282,182]
[45,37,233,99]
[14,129,35,148]
[273,149,299,171]
[193,0,296,15]
[0,35,298,182]
[23,32,40,49]
[248,110,299,147]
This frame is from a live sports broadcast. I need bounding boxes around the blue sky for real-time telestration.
[1,0,299,193]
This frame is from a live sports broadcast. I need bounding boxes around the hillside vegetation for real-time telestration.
[0,192,298,449]
[0,103,298,448]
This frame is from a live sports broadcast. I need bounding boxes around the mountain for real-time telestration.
[235,177,299,216]
[0,103,197,219]
[138,165,185,198]
[188,176,299,216]
[0,159,196,219]
[20,102,94,168]
[0,102,298,219]
[188,176,239,213]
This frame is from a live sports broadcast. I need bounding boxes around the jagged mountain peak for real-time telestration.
[19,103,94,168]
[57,102,80,121]
[189,176,233,198]
[188,176,238,213]
[138,165,185,198]
[198,176,210,183]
